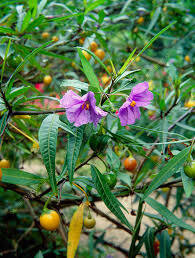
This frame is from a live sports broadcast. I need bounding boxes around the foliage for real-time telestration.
[0,0,194,257]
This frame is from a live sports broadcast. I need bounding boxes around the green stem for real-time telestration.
[128,199,144,258]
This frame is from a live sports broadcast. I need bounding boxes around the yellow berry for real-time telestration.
[52,36,59,42]
[137,17,144,24]
[42,32,50,39]
[43,75,52,85]
[90,41,98,52]
[184,55,190,62]
[82,50,91,61]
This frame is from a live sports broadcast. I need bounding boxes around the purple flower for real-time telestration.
[60,90,107,127]
[118,82,153,126]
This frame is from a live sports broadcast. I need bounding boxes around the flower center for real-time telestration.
[82,102,90,110]
[130,100,136,107]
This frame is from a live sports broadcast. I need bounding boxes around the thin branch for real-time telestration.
[91,204,132,235]
[12,109,65,115]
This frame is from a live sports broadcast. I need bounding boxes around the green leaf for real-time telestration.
[145,7,161,36]
[2,168,44,186]
[159,230,171,258]
[91,165,133,231]
[144,227,155,258]
[0,26,16,35]
[77,47,111,76]
[144,196,195,233]
[130,21,176,65]
[77,48,102,103]
[38,114,59,193]
[106,148,121,170]
[143,147,191,199]
[118,48,137,75]
[6,41,53,91]
[21,10,32,32]
[34,250,44,258]
[66,126,84,183]
[60,79,88,92]
[118,172,131,187]
[8,86,31,100]
[57,120,76,136]
[1,40,12,83]
[85,0,105,14]
[0,112,8,136]
[181,168,194,198]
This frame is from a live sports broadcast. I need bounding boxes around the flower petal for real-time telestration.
[119,106,136,126]
[129,82,153,107]
[60,90,82,108]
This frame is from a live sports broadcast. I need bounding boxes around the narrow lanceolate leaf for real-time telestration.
[181,168,194,198]
[0,111,8,136]
[118,48,137,75]
[77,48,102,104]
[144,227,155,258]
[159,230,172,258]
[144,196,195,233]
[91,165,133,231]
[66,126,84,183]
[38,114,59,194]
[143,147,191,199]
[67,203,85,258]
[2,168,44,186]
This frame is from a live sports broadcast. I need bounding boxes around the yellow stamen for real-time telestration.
[86,103,90,110]
[130,100,136,107]
[82,103,85,109]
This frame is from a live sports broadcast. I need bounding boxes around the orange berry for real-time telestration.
[94,49,105,60]
[101,74,111,86]
[52,36,59,42]
[79,37,85,45]
[137,17,144,24]
[43,75,52,85]
[40,210,60,231]
[124,157,137,172]
[90,41,98,52]
[42,32,50,39]
[82,50,91,61]
[106,65,112,73]
[184,55,190,62]
[0,159,10,168]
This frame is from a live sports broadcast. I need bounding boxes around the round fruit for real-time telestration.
[147,110,155,116]
[40,210,60,231]
[79,37,85,45]
[0,159,10,168]
[43,75,52,85]
[137,16,144,24]
[103,171,117,189]
[90,41,98,52]
[42,32,50,39]
[8,54,23,68]
[52,36,59,42]
[184,100,195,108]
[101,74,111,86]
[135,56,140,62]
[82,50,91,61]
[0,168,2,181]
[106,65,112,73]
[184,161,195,179]
[89,133,109,153]
[184,55,190,62]
[94,49,105,60]
[153,240,160,256]
[84,216,96,229]
[124,157,137,172]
